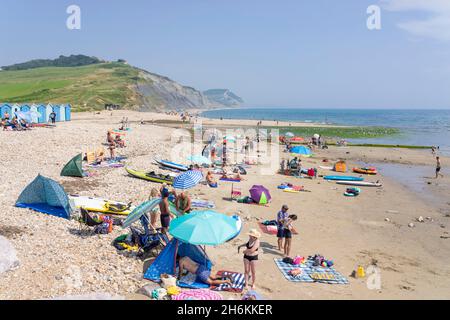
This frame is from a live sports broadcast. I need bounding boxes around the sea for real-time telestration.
[201,108,450,156]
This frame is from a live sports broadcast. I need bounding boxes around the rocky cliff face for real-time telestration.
[135,70,213,111]
[135,70,243,111]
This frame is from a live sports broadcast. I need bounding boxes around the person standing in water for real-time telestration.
[436,156,443,179]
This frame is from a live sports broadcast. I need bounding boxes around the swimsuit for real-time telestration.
[244,241,259,261]
[160,214,170,228]
[195,264,211,283]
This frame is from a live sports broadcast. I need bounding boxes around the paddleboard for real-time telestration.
[324,175,364,181]
[353,167,377,175]
[126,168,174,184]
[319,166,334,170]
[69,195,135,215]
[155,159,188,172]
[336,181,382,187]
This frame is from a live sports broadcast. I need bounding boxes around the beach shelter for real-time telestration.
[290,145,312,157]
[37,105,47,123]
[169,210,240,246]
[1,104,12,119]
[29,104,39,123]
[15,175,73,219]
[52,105,62,122]
[11,104,21,116]
[61,153,84,177]
[144,238,213,289]
[334,160,347,173]
[249,185,271,205]
[64,104,71,121]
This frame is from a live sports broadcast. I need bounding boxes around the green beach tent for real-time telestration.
[61,153,84,178]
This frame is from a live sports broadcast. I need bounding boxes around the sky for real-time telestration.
[1,0,450,109]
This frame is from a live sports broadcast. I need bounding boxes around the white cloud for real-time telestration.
[381,0,450,41]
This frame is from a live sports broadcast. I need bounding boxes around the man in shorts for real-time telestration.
[159,189,176,235]
[177,256,232,286]
[276,204,289,251]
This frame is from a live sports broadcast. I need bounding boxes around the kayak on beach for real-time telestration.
[353,167,377,175]
[336,180,382,187]
[324,175,364,181]
[126,167,175,184]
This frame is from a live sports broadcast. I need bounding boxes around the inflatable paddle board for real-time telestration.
[336,181,382,187]
[69,195,135,215]
[324,175,364,181]
[155,159,188,172]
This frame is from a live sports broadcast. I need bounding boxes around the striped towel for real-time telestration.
[211,270,246,293]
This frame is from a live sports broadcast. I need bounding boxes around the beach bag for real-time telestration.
[307,168,315,177]
[161,274,177,289]
[282,257,294,265]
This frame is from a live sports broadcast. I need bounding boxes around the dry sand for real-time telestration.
[0,110,449,300]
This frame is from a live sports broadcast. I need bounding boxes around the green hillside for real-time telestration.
[0,62,142,111]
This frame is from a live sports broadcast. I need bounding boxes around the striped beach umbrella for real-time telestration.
[173,170,203,190]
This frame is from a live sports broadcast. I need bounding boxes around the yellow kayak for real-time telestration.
[126,167,174,185]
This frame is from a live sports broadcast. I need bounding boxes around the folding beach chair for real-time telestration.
[78,207,103,237]
[231,184,242,201]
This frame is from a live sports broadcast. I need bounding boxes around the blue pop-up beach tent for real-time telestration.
[144,238,213,289]
[290,145,312,157]
[15,175,73,219]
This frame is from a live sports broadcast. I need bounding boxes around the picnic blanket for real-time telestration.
[191,199,216,209]
[274,258,349,284]
[211,270,245,293]
[171,289,223,301]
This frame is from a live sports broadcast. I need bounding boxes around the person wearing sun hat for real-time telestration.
[238,228,261,290]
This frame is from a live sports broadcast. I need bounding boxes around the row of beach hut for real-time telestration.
[0,103,71,123]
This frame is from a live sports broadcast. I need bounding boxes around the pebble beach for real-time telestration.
[1,110,449,300]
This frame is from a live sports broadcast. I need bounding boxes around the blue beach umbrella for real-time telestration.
[173,170,203,190]
[169,210,239,246]
[122,198,161,229]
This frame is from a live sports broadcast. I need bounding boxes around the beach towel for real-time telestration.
[178,271,210,289]
[220,177,241,182]
[274,259,349,284]
[211,270,245,293]
[171,289,223,301]
[191,199,216,209]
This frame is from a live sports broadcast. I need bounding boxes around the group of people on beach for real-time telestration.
[1,111,32,131]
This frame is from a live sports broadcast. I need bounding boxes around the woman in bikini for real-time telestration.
[238,229,261,290]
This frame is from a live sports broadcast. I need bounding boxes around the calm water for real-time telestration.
[202,108,450,155]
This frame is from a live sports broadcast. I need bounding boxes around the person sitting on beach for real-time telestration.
[206,171,218,188]
[94,150,105,164]
[175,191,192,215]
[177,256,232,286]
[238,228,261,290]
[114,134,126,148]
